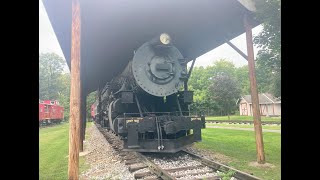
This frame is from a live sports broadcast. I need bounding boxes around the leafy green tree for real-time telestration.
[235,65,250,95]
[188,66,214,115]
[254,0,281,97]
[211,59,236,78]
[57,73,71,121]
[255,62,272,93]
[209,72,241,119]
[39,53,66,100]
[188,59,245,116]
[39,52,70,120]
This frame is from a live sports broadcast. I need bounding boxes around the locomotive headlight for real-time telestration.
[160,33,171,45]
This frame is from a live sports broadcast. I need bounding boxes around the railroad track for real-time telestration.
[205,120,281,125]
[95,122,262,180]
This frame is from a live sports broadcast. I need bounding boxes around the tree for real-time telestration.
[211,59,236,78]
[39,52,70,121]
[209,73,241,119]
[188,59,248,116]
[254,0,281,97]
[57,73,71,121]
[188,66,217,116]
[39,53,66,100]
[235,65,250,95]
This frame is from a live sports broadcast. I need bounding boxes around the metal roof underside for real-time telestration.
[42,0,259,95]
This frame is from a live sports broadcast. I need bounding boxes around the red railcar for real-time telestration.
[90,101,98,121]
[39,99,64,126]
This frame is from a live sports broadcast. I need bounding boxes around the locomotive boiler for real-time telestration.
[95,33,205,153]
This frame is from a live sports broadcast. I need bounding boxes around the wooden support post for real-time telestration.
[244,14,265,164]
[68,0,81,179]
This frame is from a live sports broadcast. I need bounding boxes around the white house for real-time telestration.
[237,93,281,116]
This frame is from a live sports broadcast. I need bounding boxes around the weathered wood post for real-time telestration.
[68,0,81,178]
[244,14,265,164]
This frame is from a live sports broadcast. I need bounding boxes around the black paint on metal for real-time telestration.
[127,122,140,148]
[134,95,143,118]
[176,97,183,116]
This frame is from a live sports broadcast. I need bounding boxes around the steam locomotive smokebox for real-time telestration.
[132,37,185,97]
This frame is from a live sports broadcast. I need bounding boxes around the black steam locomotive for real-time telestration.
[94,33,205,153]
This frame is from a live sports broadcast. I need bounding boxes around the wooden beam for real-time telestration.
[244,14,265,164]
[68,0,81,179]
[226,41,248,60]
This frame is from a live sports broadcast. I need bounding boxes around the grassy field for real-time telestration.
[206,115,281,122]
[40,121,279,179]
[39,122,93,180]
[194,128,281,180]
[206,123,281,130]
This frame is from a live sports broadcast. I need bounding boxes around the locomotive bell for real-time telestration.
[132,33,184,97]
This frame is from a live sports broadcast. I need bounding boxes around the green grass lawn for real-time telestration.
[206,115,281,122]
[40,121,93,180]
[206,123,281,130]
[195,128,281,180]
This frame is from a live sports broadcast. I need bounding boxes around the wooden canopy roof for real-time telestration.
[43,0,258,95]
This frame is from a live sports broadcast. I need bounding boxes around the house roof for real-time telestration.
[240,93,281,104]
[42,0,259,96]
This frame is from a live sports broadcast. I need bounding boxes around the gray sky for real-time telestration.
[39,0,262,70]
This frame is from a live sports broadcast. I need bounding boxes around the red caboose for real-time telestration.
[39,99,64,126]
[90,101,98,122]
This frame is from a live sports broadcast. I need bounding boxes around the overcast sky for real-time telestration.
[39,0,263,70]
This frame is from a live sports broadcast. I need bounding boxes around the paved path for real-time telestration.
[206,126,281,133]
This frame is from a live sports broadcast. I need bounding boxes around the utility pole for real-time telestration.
[244,14,265,164]
[68,0,81,179]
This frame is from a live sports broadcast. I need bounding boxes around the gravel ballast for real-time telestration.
[79,125,135,180]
